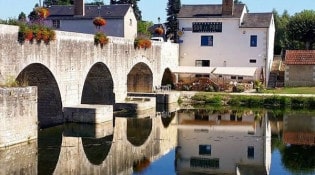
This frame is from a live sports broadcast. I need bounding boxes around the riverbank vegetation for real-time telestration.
[191,93,315,110]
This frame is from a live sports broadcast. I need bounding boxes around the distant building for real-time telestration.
[45,0,137,40]
[176,0,275,86]
[284,50,315,86]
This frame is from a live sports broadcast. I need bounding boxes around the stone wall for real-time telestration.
[285,65,315,86]
[0,87,37,147]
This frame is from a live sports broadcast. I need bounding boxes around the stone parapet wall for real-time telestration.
[0,87,37,147]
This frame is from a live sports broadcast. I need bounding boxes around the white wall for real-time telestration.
[178,14,274,84]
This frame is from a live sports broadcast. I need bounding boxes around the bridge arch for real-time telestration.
[81,62,115,105]
[161,68,176,88]
[127,62,153,93]
[16,63,63,128]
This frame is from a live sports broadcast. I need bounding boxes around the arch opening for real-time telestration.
[127,63,153,93]
[16,63,63,128]
[161,68,175,89]
[81,62,115,105]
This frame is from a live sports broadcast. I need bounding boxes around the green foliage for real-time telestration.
[0,76,28,87]
[137,20,153,37]
[273,9,291,54]
[44,0,73,6]
[287,10,315,50]
[192,93,315,110]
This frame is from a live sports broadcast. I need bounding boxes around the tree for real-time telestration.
[165,0,181,43]
[110,0,142,21]
[43,0,73,6]
[18,12,27,22]
[137,20,153,38]
[273,9,291,54]
[85,0,104,5]
[287,10,315,50]
[234,0,243,4]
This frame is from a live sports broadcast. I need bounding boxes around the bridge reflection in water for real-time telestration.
[1,109,315,175]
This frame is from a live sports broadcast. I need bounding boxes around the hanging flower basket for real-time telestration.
[36,7,50,19]
[93,17,106,28]
[94,32,109,47]
[154,27,164,35]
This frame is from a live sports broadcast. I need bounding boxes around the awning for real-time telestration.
[212,67,257,77]
[172,66,215,74]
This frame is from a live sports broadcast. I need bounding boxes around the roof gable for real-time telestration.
[285,50,315,65]
[47,4,131,19]
[177,4,246,18]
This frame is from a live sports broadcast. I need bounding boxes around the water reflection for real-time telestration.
[175,109,271,175]
[1,108,315,175]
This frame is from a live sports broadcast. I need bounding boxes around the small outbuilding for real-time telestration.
[284,50,315,86]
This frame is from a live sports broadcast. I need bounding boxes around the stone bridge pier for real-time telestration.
[0,24,179,129]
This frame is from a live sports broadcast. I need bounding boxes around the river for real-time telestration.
[0,106,314,175]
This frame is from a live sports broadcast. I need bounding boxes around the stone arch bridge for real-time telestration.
[0,24,179,128]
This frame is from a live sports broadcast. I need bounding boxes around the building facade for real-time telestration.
[177,0,275,86]
[284,50,315,87]
[46,0,137,40]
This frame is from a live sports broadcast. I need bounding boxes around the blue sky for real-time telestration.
[0,0,314,23]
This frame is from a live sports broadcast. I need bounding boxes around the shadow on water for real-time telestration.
[127,118,152,146]
[82,135,114,165]
[38,125,63,175]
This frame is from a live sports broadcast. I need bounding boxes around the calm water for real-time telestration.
[1,107,314,175]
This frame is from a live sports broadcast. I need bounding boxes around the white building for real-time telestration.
[176,0,275,86]
[46,0,137,40]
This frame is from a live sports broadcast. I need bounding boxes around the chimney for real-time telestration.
[222,0,234,16]
[74,0,85,16]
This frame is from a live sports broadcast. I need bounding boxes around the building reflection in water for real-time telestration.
[175,109,272,175]
[280,113,315,174]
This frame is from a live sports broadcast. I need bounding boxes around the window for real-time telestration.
[190,157,219,169]
[247,146,255,159]
[249,59,257,63]
[52,20,60,29]
[129,19,132,26]
[250,35,257,47]
[231,76,236,80]
[199,145,211,155]
[195,60,210,67]
[201,36,213,46]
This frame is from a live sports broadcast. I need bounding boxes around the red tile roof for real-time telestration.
[285,50,315,65]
